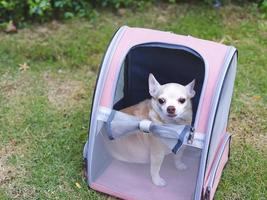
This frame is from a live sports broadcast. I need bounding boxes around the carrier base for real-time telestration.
[91,147,201,200]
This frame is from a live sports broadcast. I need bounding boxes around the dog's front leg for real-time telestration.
[150,143,166,186]
[174,147,187,170]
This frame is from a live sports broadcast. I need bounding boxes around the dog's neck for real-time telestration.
[149,100,192,125]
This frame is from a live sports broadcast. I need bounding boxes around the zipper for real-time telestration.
[187,126,195,144]
[195,47,237,200]
[203,186,211,200]
[204,133,230,198]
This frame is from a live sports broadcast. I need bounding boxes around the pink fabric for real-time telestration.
[99,27,228,133]
[91,183,136,200]
[203,137,230,199]
[204,131,226,184]
[210,141,229,199]
[90,150,201,200]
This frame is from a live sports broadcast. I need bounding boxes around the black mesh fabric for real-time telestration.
[113,44,205,124]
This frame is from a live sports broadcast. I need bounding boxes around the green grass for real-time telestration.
[0,2,266,200]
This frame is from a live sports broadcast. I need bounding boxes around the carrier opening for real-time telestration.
[113,43,205,125]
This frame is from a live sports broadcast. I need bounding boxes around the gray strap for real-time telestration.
[149,124,184,139]
[172,125,191,154]
[106,110,116,140]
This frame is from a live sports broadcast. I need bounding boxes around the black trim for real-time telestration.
[227,135,232,163]
[131,42,203,59]
[83,158,88,179]
[124,54,130,107]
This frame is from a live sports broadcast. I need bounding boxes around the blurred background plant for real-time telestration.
[0,0,266,29]
[259,0,267,16]
[0,0,94,28]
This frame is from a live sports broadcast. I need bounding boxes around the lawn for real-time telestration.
[0,2,266,200]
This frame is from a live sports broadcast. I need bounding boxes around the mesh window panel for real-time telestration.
[206,54,237,168]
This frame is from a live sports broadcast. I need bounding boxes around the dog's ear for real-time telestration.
[186,79,196,98]
[149,73,161,97]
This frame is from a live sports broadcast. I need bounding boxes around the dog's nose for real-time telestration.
[167,106,176,114]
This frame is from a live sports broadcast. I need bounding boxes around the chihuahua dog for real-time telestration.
[107,73,195,186]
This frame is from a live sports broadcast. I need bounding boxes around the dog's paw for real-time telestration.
[152,176,166,186]
[175,162,187,170]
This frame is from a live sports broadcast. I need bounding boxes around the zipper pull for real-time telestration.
[187,126,195,144]
[204,186,211,200]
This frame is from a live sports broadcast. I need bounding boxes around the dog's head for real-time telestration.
[149,73,195,120]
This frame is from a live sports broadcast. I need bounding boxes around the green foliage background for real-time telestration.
[0,0,93,23]
[0,0,266,25]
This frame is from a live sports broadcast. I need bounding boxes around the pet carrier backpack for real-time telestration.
[83,26,237,200]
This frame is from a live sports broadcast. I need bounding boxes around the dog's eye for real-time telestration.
[158,98,166,105]
[178,98,186,104]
